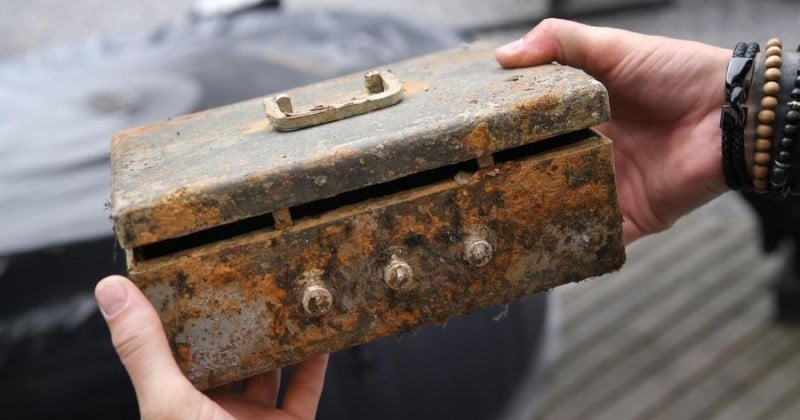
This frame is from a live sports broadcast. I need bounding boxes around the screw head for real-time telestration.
[464,238,493,266]
[384,258,414,291]
[302,285,333,317]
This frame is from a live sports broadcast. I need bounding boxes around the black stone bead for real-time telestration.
[772,167,789,185]
[792,88,800,100]
[777,150,792,164]
[783,124,798,136]
[780,137,794,150]
[787,110,800,124]
[796,76,800,87]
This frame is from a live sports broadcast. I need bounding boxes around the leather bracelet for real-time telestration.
[734,42,761,190]
[721,42,758,191]
[721,42,747,190]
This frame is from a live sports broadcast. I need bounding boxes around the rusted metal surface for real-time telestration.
[110,42,625,390]
[127,132,624,390]
[110,42,609,249]
[263,70,403,131]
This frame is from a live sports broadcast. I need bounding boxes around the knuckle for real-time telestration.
[534,18,563,35]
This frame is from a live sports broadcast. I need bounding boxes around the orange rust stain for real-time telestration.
[379,308,424,332]
[467,280,486,295]
[176,344,192,372]
[463,122,502,157]
[300,324,330,343]
[191,264,241,286]
[251,273,288,306]
[298,241,331,273]
[335,312,360,332]
[515,90,561,113]
[137,188,222,245]
[134,231,160,246]
[323,225,344,237]
[268,310,292,341]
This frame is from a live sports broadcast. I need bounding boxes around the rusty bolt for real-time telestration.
[464,237,493,267]
[302,285,333,317]
[384,257,414,291]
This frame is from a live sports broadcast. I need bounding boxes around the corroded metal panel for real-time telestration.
[111,42,625,390]
[110,42,609,248]
[129,132,624,390]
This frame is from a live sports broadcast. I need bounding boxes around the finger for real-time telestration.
[95,276,192,403]
[242,369,281,406]
[281,354,329,419]
[494,18,633,74]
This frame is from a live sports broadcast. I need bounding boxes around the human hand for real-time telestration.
[496,19,731,244]
[95,275,328,419]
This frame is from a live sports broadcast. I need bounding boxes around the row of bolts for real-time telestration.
[301,235,494,317]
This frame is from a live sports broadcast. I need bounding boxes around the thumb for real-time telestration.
[95,275,192,401]
[495,18,634,75]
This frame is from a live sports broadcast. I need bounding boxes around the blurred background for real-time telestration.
[1,0,799,419]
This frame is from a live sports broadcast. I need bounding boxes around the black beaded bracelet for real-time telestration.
[770,63,800,198]
[721,42,759,191]
[790,54,800,196]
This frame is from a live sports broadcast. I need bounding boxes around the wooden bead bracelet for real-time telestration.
[752,38,782,193]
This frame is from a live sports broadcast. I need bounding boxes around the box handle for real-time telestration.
[263,70,403,132]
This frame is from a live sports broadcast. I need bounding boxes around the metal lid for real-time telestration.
[110,42,609,248]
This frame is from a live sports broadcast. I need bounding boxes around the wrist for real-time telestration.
[738,39,800,199]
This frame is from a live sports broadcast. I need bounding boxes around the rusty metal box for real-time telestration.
[109,42,625,389]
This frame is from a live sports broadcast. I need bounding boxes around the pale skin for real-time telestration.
[496,18,731,245]
[96,275,328,420]
[97,18,731,419]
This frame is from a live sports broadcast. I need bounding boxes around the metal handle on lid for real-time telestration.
[263,70,403,132]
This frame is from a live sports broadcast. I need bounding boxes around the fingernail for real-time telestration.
[497,38,523,55]
[96,277,128,317]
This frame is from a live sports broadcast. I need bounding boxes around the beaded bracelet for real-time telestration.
[722,42,759,191]
[752,39,782,193]
[770,40,799,198]
[789,48,800,196]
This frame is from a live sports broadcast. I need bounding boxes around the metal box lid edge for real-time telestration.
[110,42,610,248]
